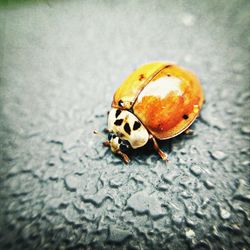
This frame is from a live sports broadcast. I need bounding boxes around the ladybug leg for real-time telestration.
[116,150,130,164]
[103,141,110,147]
[151,136,168,161]
[103,128,110,133]
[184,129,194,135]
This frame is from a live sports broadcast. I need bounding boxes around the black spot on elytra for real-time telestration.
[139,74,145,81]
[183,114,189,120]
[124,123,131,135]
[118,138,122,144]
[115,109,121,118]
[114,119,123,126]
[133,121,141,130]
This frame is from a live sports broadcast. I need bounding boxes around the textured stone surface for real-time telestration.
[0,0,250,249]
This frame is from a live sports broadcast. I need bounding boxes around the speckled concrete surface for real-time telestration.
[0,0,250,249]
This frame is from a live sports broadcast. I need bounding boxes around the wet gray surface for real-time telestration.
[0,0,250,249]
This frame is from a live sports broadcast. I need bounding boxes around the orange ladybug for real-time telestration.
[98,62,204,163]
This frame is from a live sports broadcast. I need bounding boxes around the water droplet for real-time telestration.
[127,191,165,219]
[235,91,250,105]
[64,174,81,191]
[108,226,131,243]
[210,150,227,161]
[219,207,231,220]
[182,13,196,27]
[185,229,195,239]
[203,179,215,189]
[241,126,250,135]
[190,165,202,176]
[156,183,168,191]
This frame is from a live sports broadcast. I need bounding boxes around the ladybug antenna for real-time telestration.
[94,130,110,147]
[93,130,106,140]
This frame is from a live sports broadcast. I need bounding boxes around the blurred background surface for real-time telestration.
[0,0,249,249]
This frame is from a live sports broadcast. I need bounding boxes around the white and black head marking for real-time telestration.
[108,108,149,153]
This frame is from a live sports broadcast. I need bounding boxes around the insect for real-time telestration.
[95,61,204,163]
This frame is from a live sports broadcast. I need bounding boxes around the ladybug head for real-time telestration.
[93,108,150,163]
[108,132,131,154]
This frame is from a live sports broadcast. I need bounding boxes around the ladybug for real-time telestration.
[96,62,204,163]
